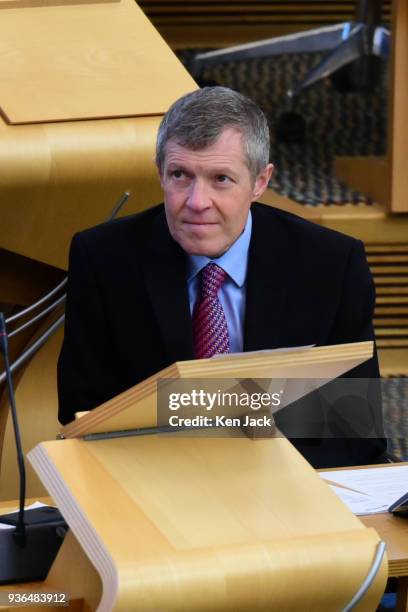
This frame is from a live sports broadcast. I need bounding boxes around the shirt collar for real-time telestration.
[186,211,252,288]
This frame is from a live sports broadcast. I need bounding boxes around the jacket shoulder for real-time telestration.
[251,202,359,252]
[73,203,165,248]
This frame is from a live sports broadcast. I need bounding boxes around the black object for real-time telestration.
[330,55,383,93]
[388,492,408,518]
[196,76,220,89]
[275,112,306,144]
[0,312,68,583]
[0,508,68,584]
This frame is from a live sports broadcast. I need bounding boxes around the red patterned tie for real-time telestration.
[193,263,230,359]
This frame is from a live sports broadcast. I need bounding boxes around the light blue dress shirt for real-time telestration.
[186,211,252,353]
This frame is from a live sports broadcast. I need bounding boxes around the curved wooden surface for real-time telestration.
[29,436,388,611]
[0,117,167,268]
[2,487,407,611]
[0,115,165,269]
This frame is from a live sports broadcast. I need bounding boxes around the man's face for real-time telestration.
[159,128,273,258]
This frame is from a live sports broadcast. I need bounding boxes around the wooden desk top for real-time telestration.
[361,511,408,577]
[1,464,407,582]
[321,462,408,578]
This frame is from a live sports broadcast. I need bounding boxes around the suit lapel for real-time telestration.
[244,204,292,351]
[143,210,194,363]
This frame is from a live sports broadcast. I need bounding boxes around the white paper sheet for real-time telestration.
[321,465,408,515]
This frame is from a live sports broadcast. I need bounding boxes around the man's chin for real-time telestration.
[169,225,235,258]
[180,237,229,259]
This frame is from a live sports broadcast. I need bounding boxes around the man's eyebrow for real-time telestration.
[165,162,239,179]
[211,167,239,178]
[166,161,187,169]
[165,163,186,173]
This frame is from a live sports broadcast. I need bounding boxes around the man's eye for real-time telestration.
[172,170,184,179]
[216,175,230,183]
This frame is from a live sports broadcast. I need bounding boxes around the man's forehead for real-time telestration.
[163,128,246,166]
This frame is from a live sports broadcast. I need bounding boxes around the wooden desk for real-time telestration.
[361,512,408,612]
[325,462,408,612]
[1,477,408,611]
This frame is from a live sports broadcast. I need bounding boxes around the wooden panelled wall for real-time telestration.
[138,0,392,48]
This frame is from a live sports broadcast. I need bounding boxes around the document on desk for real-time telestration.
[320,465,408,515]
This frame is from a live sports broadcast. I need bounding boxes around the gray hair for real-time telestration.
[156,87,270,181]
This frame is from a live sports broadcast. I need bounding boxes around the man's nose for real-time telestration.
[186,179,211,211]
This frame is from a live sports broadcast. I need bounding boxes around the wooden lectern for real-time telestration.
[27,343,388,611]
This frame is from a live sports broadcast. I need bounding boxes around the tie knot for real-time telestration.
[200,263,227,298]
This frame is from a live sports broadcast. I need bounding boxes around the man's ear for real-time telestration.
[252,164,274,200]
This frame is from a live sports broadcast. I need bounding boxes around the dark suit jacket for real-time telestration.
[58,203,386,467]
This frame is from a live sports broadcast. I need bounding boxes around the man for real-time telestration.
[58,86,386,467]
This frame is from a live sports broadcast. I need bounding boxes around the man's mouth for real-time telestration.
[183,221,217,226]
